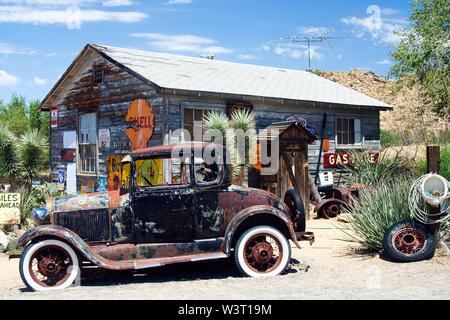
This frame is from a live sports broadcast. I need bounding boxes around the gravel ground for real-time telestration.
[1,219,449,300]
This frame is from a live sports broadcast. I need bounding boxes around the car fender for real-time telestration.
[18,225,110,269]
[223,205,300,255]
[314,198,348,213]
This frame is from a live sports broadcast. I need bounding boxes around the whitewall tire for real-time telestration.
[19,239,80,291]
[234,226,291,278]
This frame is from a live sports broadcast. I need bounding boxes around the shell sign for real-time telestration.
[125,99,155,150]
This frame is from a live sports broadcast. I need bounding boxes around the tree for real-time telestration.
[0,125,49,191]
[390,0,449,121]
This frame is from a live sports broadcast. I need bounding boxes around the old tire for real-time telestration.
[382,220,437,263]
[235,226,291,278]
[284,189,306,232]
[20,239,80,291]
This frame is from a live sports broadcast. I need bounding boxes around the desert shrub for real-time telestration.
[345,150,419,186]
[344,178,412,251]
[19,183,59,228]
[380,130,397,147]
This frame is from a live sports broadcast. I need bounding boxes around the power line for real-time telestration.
[276,35,350,70]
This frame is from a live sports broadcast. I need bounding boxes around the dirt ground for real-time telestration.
[1,218,449,300]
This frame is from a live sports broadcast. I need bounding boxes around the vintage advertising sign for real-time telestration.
[80,180,95,194]
[125,99,155,150]
[99,129,111,149]
[0,193,21,225]
[98,176,107,192]
[57,167,66,191]
[323,152,379,168]
[107,155,124,191]
[136,159,163,186]
[50,106,58,128]
[285,114,307,126]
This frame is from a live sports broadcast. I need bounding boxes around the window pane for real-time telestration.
[136,156,190,188]
[194,109,203,122]
[80,144,97,173]
[184,108,193,127]
[337,118,343,131]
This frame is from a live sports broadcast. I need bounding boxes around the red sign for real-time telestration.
[323,152,379,168]
[125,99,155,150]
[50,106,58,128]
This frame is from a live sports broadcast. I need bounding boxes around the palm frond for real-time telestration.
[19,129,49,187]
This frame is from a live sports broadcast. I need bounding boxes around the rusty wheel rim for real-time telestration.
[29,245,73,288]
[391,227,427,255]
[323,203,340,219]
[243,233,283,273]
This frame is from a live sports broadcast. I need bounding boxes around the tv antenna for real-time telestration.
[276,34,350,70]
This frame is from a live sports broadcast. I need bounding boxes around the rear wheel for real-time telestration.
[234,226,291,277]
[284,189,306,232]
[382,220,437,262]
[20,239,80,291]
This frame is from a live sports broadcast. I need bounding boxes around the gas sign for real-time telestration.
[125,99,155,150]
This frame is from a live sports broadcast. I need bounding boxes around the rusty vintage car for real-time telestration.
[18,142,313,291]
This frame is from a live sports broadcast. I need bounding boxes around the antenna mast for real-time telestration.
[277,34,350,70]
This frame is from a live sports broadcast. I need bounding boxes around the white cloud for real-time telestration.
[0,42,35,55]
[380,8,399,16]
[341,5,405,46]
[44,52,59,57]
[0,69,19,86]
[102,0,133,7]
[297,26,331,35]
[0,5,147,28]
[33,76,47,85]
[237,54,258,60]
[376,59,392,65]
[272,43,323,60]
[165,0,191,4]
[131,33,233,55]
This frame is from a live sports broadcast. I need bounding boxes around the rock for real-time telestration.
[0,230,8,251]
[15,229,26,239]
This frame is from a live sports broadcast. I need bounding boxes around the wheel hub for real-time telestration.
[251,242,273,265]
[37,253,64,278]
[393,228,426,254]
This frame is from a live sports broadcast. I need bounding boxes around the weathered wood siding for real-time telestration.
[50,52,163,191]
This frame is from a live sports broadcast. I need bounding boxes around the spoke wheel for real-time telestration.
[29,245,73,288]
[20,239,80,291]
[391,228,427,255]
[235,226,291,278]
[243,234,283,274]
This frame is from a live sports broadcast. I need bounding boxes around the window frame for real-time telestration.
[182,105,224,142]
[335,117,362,149]
[77,112,99,176]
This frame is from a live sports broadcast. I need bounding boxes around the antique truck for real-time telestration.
[18,142,313,291]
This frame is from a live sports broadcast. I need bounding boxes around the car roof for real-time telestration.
[132,142,223,157]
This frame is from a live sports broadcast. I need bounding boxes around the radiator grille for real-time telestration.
[54,209,110,242]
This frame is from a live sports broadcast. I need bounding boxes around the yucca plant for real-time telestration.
[343,178,413,251]
[203,109,256,185]
[0,125,49,191]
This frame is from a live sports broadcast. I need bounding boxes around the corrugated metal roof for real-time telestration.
[93,44,391,109]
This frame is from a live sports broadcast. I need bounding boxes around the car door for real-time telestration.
[131,154,195,243]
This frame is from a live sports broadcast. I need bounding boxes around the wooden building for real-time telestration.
[40,44,391,195]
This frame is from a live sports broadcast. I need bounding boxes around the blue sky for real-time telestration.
[0,0,411,103]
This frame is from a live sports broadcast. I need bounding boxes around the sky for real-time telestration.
[0,0,412,103]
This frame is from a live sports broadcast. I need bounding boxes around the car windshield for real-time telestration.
[135,154,190,188]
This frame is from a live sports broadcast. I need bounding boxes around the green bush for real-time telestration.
[344,178,413,251]
[19,183,59,228]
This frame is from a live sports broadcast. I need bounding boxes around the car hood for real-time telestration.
[48,190,130,213]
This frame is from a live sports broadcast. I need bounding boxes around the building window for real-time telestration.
[78,113,97,174]
[184,108,206,141]
[336,117,361,146]
[92,63,104,86]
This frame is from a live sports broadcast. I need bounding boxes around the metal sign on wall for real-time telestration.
[125,99,155,150]
[50,106,58,128]
[323,152,379,168]
[0,193,21,225]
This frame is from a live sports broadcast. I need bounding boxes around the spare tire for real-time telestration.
[284,189,306,232]
[382,219,437,263]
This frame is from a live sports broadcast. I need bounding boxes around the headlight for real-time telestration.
[32,208,50,225]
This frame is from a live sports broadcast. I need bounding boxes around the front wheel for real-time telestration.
[234,226,291,278]
[382,220,437,263]
[20,239,80,291]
